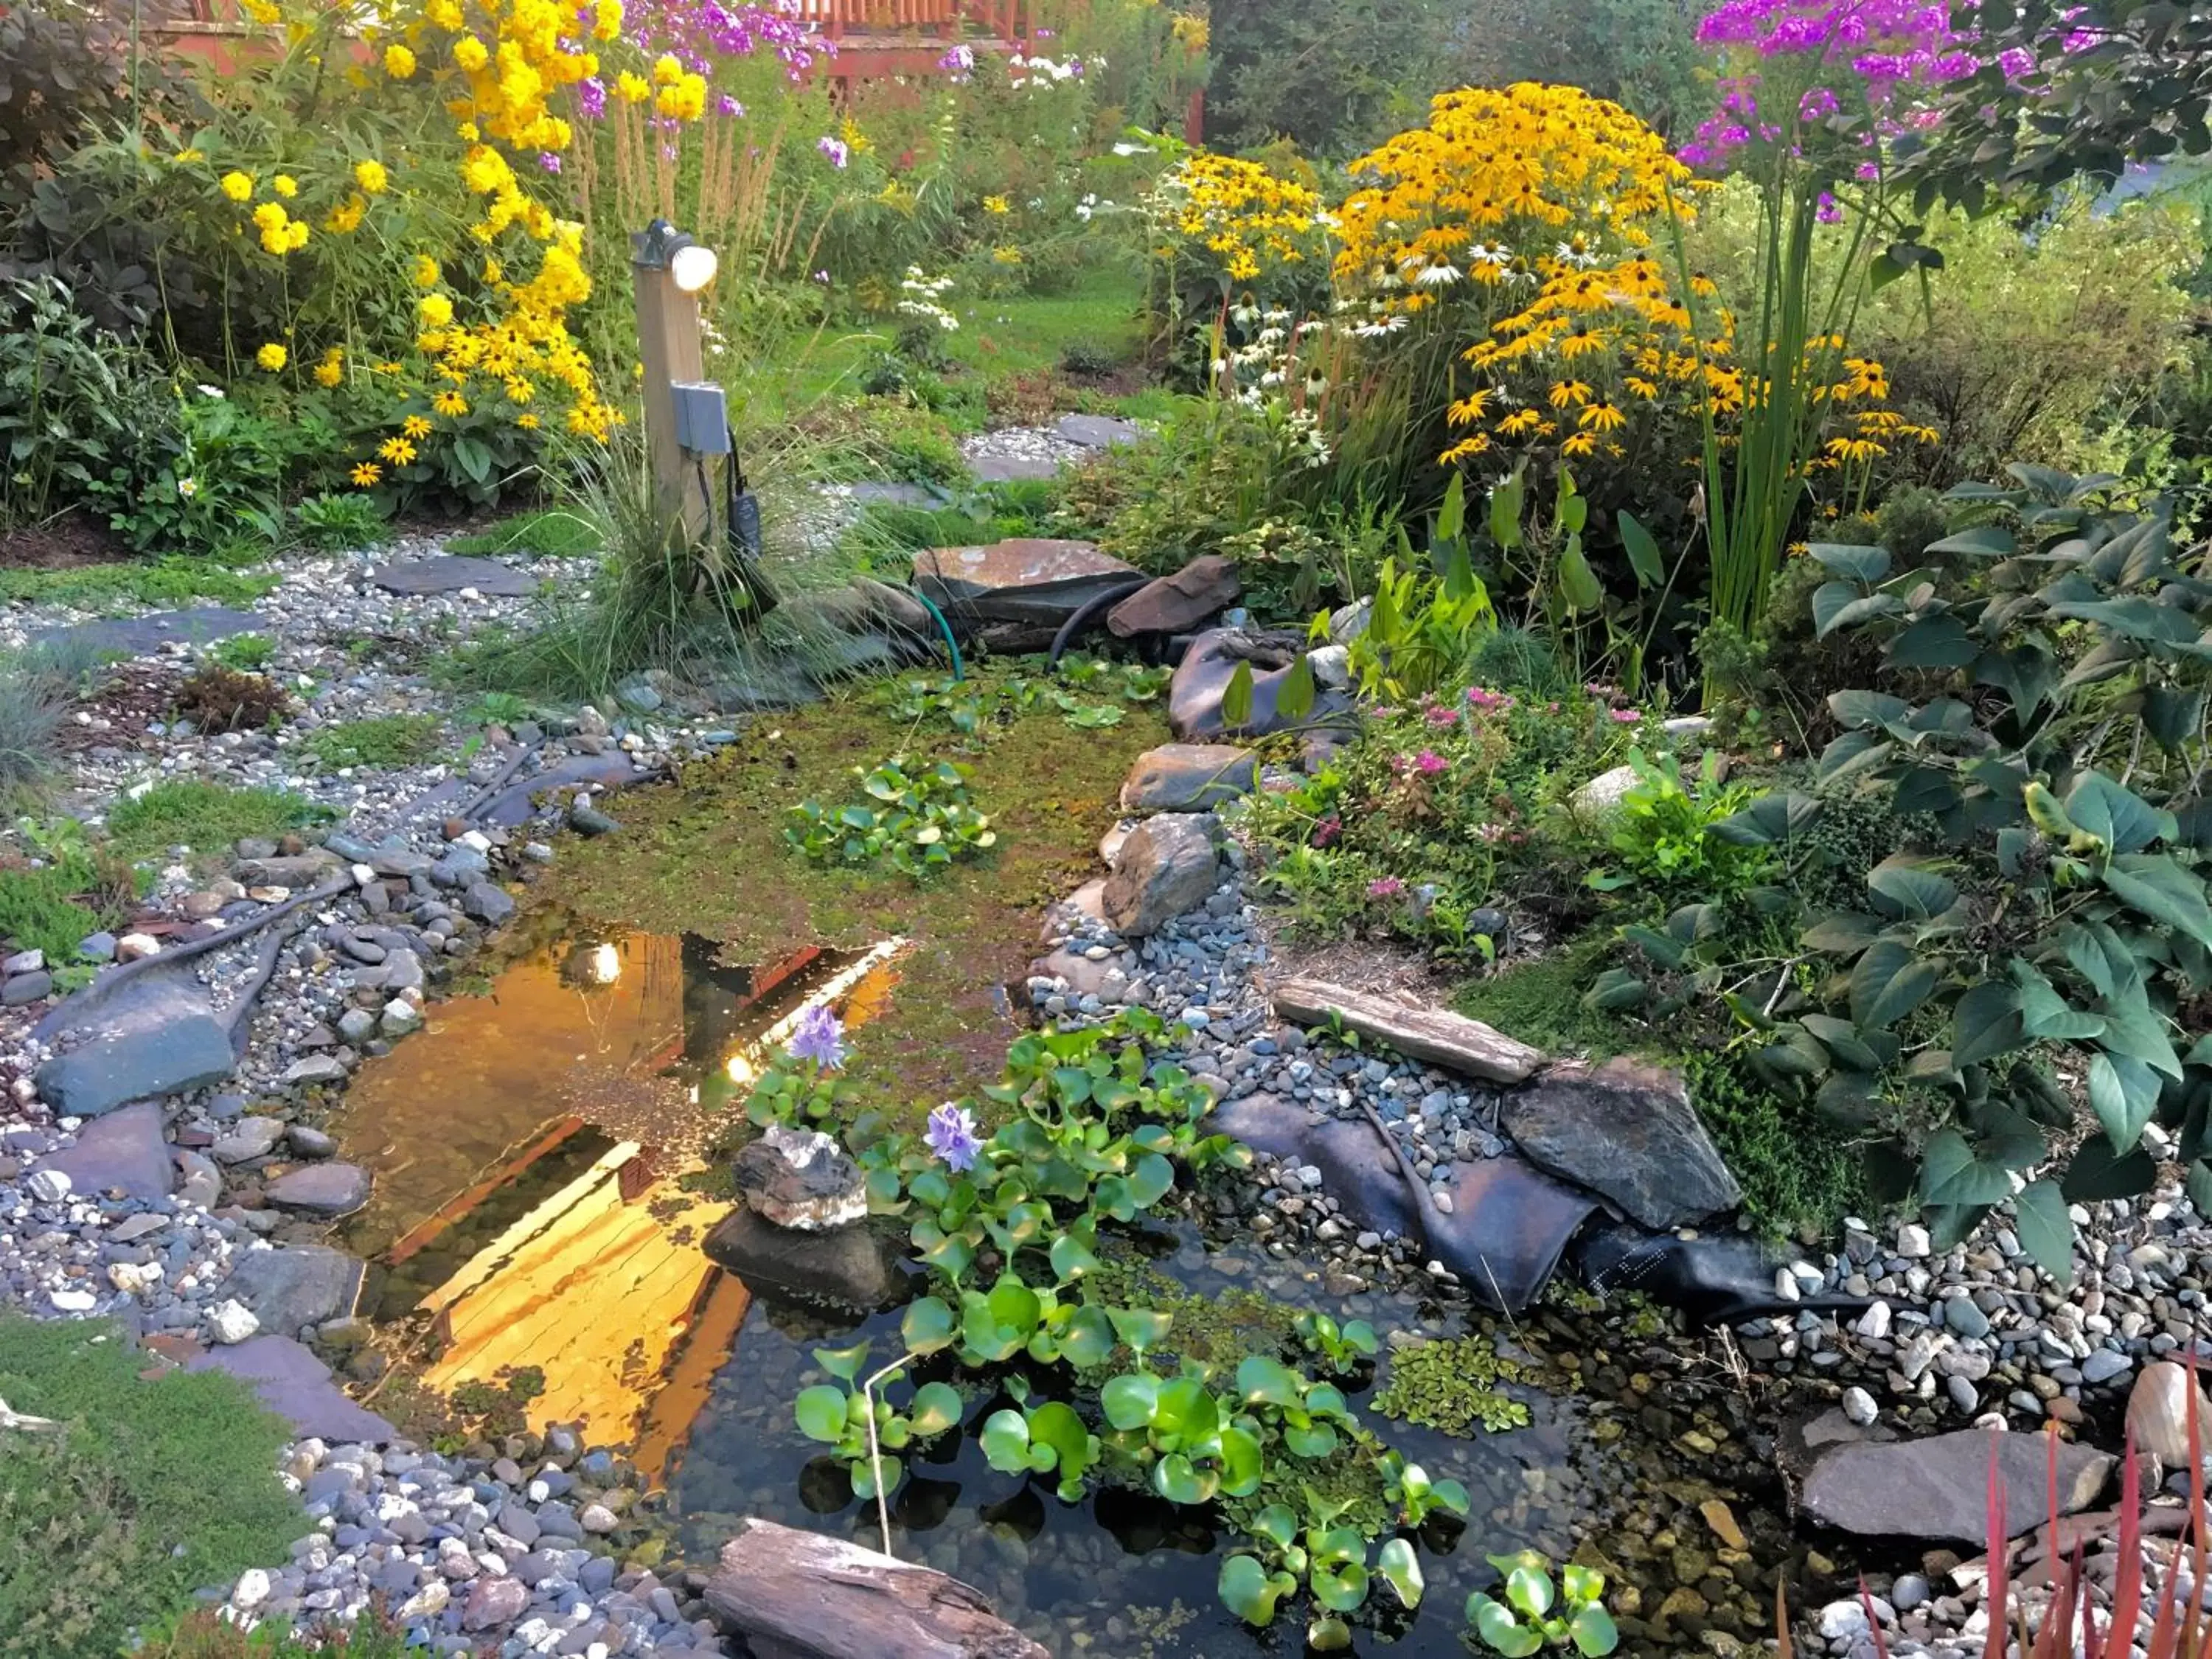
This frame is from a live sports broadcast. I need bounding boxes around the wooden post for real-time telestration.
[632,222,710,546]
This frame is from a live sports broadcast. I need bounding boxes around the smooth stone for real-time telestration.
[262,1163,372,1217]
[1105,554,1240,639]
[38,1102,175,1201]
[912,539,1138,627]
[186,1336,394,1445]
[222,1245,364,1335]
[32,606,265,655]
[32,972,237,1119]
[366,556,537,598]
[1800,1428,2112,1542]
[700,1208,909,1312]
[1054,413,1142,449]
[1118,744,1256,813]
[1102,815,1220,938]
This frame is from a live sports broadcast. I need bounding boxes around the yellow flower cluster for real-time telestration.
[1150,153,1322,286]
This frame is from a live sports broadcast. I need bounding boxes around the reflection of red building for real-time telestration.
[146,1,1031,86]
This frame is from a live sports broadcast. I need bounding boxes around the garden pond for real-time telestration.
[328,915,1850,1658]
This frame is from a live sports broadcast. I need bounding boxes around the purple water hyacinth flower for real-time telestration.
[787,1003,848,1070]
[925,1103,982,1172]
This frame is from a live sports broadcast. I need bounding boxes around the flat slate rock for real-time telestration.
[1499,1057,1741,1229]
[222,1244,364,1335]
[262,1162,372,1217]
[186,1335,394,1445]
[848,481,952,508]
[913,540,1139,626]
[1270,978,1543,1085]
[34,973,236,1119]
[473,752,655,829]
[1800,1428,2112,1543]
[366,555,538,597]
[1055,413,1142,448]
[968,452,1063,484]
[1107,554,1240,638]
[32,606,265,656]
[38,1101,174,1202]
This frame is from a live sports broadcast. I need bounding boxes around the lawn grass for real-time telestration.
[104,779,335,864]
[446,509,604,559]
[305,714,445,771]
[0,1316,300,1659]
[0,557,278,613]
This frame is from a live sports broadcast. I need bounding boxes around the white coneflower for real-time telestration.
[1468,243,1511,267]
[1414,262,1463,287]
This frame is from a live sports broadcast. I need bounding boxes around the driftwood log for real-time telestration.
[704,1518,1049,1659]
[1268,976,1544,1084]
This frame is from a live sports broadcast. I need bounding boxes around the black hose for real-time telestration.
[1048,579,1150,667]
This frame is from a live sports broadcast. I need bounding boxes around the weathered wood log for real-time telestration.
[704,1518,1049,1659]
[1268,976,1544,1084]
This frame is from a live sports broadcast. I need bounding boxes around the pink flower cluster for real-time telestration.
[1464,686,1517,714]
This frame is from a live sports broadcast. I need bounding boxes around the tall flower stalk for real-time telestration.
[1668,0,1974,658]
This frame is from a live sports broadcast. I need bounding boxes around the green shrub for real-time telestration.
[304,714,443,772]
[143,1609,411,1658]
[290,492,390,552]
[0,1315,301,1659]
[0,858,130,962]
[209,633,275,672]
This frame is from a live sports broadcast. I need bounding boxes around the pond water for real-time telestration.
[333,918,1829,1658]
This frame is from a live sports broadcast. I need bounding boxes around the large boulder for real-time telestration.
[1499,1057,1741,1229]
[1106,555,1240,638]
[734,1127,867,1232]
[702,1208,908,1312]
[1168,627,1353,742]
[1102,815,1220,937]
[1119,744,1256,813]
[1799,1428,2112,1543]
[706,1517,1048,1659]
[34,974,237,1119]
[912,540,1139,630]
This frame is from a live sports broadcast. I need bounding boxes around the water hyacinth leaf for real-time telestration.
[1284,1421,1339,1458]
[1057,1305,1115,1368]
[1505,1564,1554,1619]
[793,1385,848,1443]
[1026,1401,1092,1482]
[1430,1475,1471,1514]
[1569,1601,1621,1656]
[1340,1320,1378,1356]
[1125,1151,1175,1209]
[980,1408,1032,1475]
[2089,1052,2157,1153]
[1276,653,1317,724]
[1221,660,1254,731]
[1153,1452,1214,1506]
[1311,1554,1371,1613]
[2011,1178,2074,1279]
[1617,509,1665,587]
[901,1296,957,1355]
[1307,1615,1354,1652]
[1470,1596,1543,1658]
[813,1342,869,1383]
[1560,1565,1604,1606]
[1807,543,1892,583]
[1376,1538,1425,1608]
[1219,1555,1293,1626]
[1237,1354,1302,1408]
[1107,1307,1173,1357]
[851,1453,900,1500]
[1219,1423,1264,1496]
[1101,1374,1160,1431]
[1048,1231,1099,1283]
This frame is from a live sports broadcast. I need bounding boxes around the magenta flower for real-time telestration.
[1609,708,1642,725]
[925,1103,982,1172]
[938,42,974,74]
[1424,703,1460,728]
[1465,686,1514,714]
[1368,876,1405,900]
[1413,750,1449,775]
[787,1004,847,1070]
[1312,814,1342,849]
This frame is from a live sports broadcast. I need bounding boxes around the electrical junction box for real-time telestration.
[671,381,731,454]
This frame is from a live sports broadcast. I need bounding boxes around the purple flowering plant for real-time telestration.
[744,1002,860,1127]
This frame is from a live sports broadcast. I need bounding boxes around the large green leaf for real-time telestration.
[1569,1603,1621,1657]
[901,1296,956,1355]
[980,1408,1031,1475]
[1057,1305,1116,1368]
[1710,792,1823,847]
[2011,1179,2074,1279]
[2060,1136,2158,1201]
[1221,660,1254,731]
[1952,981,2025,1067]
[1276,653,1317,724]
[1218,1556,1296,1627]
[1887,613,1979,669]
[1026,1401,1093,1483]
[1101,1374,1160,1431]
[1920,1127,2017,1208]
[1470,1597,1543,1658]
[2103,855,2212,949]
[1310,1554,1371,1613]
[2067,773,2170,855]
[1489,467,1526,550]
[1850,940,1938,1029]
[1807,543,1893,582]
[1152,1451,1217,1506]
[2088,1051,2159,1152]
[1867,855,1958,920]
[1376,1538,1425,1609]
[813,1341,871,1383]
[1828,689,1911,731]
[793,1385,849,1443]
[1235,1354,1301,1408]
[1815,584,1903,639]
[1926,524,2014,557]
[1617,509,1665,587]
[907,1382,963,1438]
[1557,535,1603,613]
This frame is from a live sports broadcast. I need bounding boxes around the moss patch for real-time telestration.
[1453,936,1630,1059]
[105,780,333,865]
[0,1316,301,1659]
[1683,1050,1868,1240]
[538,668,1164,1114]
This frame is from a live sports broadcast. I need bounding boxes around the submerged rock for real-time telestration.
[701,1209,909,1312]
[223,1244,364,1336]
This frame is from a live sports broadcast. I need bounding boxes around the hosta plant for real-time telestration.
[1610,465,2212,1275]
[1468,1554,1620,1656]
[786,757,997,878]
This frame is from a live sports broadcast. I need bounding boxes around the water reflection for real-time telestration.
[333,920,905,1467]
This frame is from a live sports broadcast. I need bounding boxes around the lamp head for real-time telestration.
[669,242,719,293]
